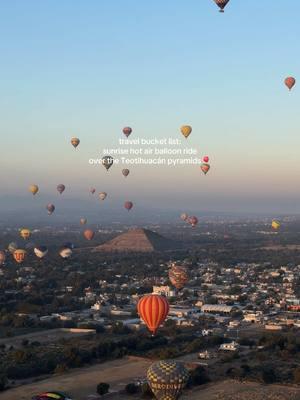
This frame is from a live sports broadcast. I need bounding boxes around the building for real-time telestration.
[201,304,233,314]
[219,341,240,352]
[152,286,176,297]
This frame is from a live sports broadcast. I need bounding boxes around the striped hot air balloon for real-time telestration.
[180,125,192,139]
[169,265,189,290]
[13,249,27,264]
[137,294,169,335]
[213,0,230,12]
[285,77,296,91]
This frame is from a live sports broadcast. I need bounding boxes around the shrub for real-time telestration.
[97,382,110,396]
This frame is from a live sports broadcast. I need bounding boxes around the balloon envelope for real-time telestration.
[124,201,133,211]
[137,294,169,335]
[201,163,210,175]
[32,392,72,400]
[57,184,66,194]
[123,127,132,137]
[13,249,27,264]
[8,242,18,254]
[29,185,39,195]
[147,361,189,400]
[169,265,189,290]
[203,156,209,163]
[80,218,87,225]
[213,0,230,12]
[285,77,296,91]
[102,156,113,171]
[59,247,72,259]
[188,216,198,227]
[84,229,95,241]
[122,169,130,177]
[180,125,192,139]
[71,137,80,148]
[272,220,281,230]
[90,188,96,194]
[180,213,188,221]
[46,204,55,215]
[0,251,6,265]
[99,192,107,201]
[34,246,48,259]
[20,228,31,240]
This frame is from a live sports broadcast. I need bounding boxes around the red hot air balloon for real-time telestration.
[169,264,189,290]
[90,188,96,194]
[285,77,296,91]
[0,251,6,265]
[57,184,65,194]
[124,201,133,211]
[46,204,55,215]
[203,156,209,163]
[123,127,132,137]
[137,294,169,335]
[201,163,210,175]
[188,216,198,227]
[84,229,95,241]
[214,0,230,12]
[13,249,27,264]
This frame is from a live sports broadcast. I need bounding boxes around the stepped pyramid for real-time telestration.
[92,228,180,253]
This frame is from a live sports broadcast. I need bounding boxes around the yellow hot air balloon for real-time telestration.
[20,228,31,240]
[180,125,192,139]
[29,185,39,195]
[272,220,281,230]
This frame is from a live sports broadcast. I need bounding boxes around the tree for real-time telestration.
[293,367,300,384]
[97,382,110,396]
[125,383,138,394]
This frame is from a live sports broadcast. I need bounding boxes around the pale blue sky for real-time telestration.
[1,1,300,213]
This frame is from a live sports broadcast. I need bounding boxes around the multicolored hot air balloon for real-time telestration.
[122,169,130,177]
[71,137,80,149]
[32,391,72,400]
[59,247,72,259]
[200,163,210,175]
[124,201,133,211]
[20,228,31,240]
[123,127,132,137]
[180,125,192,139]
[180,213,188,222]
[203,156,209,163]
[99,192,107,201]
[137,294,169,335]
[84,229,95,241]
[13,249,27,264]
[285,77,296,91]
[46,204,55,215]
[29,185,39,195]
[272,220,281,230]
[90,188,96,194]
[34,246,48,259]
[147,361,189,400]
[188,216,198,227]
[80,218,87,225]
[169,264,189,290]
[57,184,66,194]
[213,0,230,12]
[102,156,113,171]
[8,242,18,254]
[0,251,6,265]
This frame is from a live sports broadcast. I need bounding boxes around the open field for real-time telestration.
[2,357,300,400]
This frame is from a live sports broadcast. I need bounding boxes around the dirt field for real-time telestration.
[2,357,300,400]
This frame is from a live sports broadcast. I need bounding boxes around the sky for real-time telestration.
[0,0,300,215]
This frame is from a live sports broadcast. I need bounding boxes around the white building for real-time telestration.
[152,286,176,297]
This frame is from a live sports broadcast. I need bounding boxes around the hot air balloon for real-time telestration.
[99,192,107,201]
[46,204,55,215]
[80,218,87,225]
[102,156,113,171]
[57,184,66,194]
[123,127,132,137]
[8,242,18,254]
[29,185,39,195]
[124,201,133,211]
[122,169,130,177]
[200,163,210,175]
[34,246,48,259]
[32,391,72,400]
[188,216,198,227]
[203,156,209,163]
[180,125,192,139]
[90,188,96,194]
[71,137,80,149]
[180,213,188,221]
[285,77,296,91]
[20,228,31,240]
[0,251,6,265]
[13,249,27,264]
[272,220,281,230]
[213,0,230,12]
[59,247,72,259]
[137,294,169,335]
[84,229,95,241]
[147,361,189,400]
[169,265,189,290]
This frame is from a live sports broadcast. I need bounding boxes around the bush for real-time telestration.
[97,382,110,396]
[141,382,153,397]
[189,366,210,386]
[125,383,138,394]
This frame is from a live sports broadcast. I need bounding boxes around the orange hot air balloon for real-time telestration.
[29,185,39,195]
[169,265,189,290]
[214,0,230,12]
[285,77,296,91]
[20,228,31,240]
[84,229,95,241]
[0,251,6,265]
[71,137,80,149]
[137,294,169,335]
[201,163,210,175]
[13,249,27,264]
[180,125,192,139]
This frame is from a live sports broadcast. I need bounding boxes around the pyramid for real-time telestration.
[92,228,180,253]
